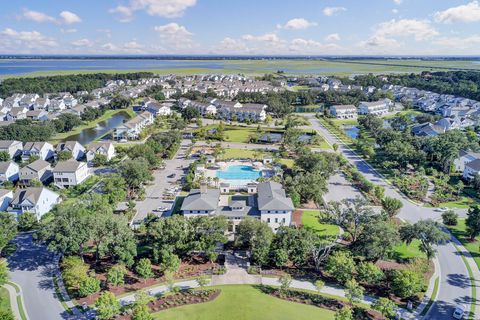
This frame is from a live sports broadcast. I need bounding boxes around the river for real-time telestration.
[62,111,131,145]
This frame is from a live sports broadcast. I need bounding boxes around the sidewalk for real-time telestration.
[4,282,27,320]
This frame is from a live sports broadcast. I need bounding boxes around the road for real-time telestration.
[132,139,193,224]
[7,233,68,320]
[307,115,473,320]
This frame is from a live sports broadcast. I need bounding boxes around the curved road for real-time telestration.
[308,116,474,320]
[7,233,70,320]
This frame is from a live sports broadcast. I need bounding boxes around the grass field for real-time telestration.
[0,287,12,315]
[49,107,136,144]
[221,148,295,167]
[152,285,335,320]
[391,240,425,260]
[448,219,480,270]
[300,210,340,240]
[8,59,480,78]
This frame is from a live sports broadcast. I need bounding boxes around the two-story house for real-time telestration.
[358,100,390,116]
[86,142,116,162]
[9,187,61,221]
[55,141,86,161]
[0,140,23,159]
[0,161,20,182]
[329,105,358,119]
[256,182,295,232]
[113,111,154,140]
[19,159,53,186]
[53,160,90,188]
[0,189,13,211]
[22,142,55,162]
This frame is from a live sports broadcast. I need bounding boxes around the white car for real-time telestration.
[453,304,466,319]
[437,207,449,212]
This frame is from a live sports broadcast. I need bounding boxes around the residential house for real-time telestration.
[463,159,480,180]
[329,105,358,119]
[0,161,19,182]
[26,110,49,121]
[411,123,446,137]
[358,99,390,115]
[6,107,28,121]
[33,97,50,110]
[113,111,154,140]
[8,187,61,220]
[145,101,173,116]
[86,142,116,162]
[22,142,55,161]
[56,141,86,160]
[455,150,480,172]
[53,160,90,188]
[0,140,23,159]
[181,184,221,216]
[19,159,52,185]
[0,189,13,211]
[257,182,295,231]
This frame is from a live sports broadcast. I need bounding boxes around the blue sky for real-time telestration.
[1,0,480,55]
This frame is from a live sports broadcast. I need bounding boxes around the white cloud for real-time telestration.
[0,28,57,52]
[433,35,480,48]
[322,6,346,16]
[59,11,82,24]
[393,0,402,4]
[289,38,340,53]
[373,19,438,41]
[60,28,77,33]
[22,9,56,23]
[242,33,281,43]
[277,18,317,30]
[434,1,480,23]
[392,9,399,14]
[154,23,195,50]
[360,36,400,48]
[123,41,144,49]
[71,38,93,47]
[215,37,248,53]
[111,0,196,21]
[325,33,341,42]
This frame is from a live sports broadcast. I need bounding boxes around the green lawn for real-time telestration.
[152,285,335,320]
[331,118,358,126]
[0,287,12,315]
[391,240,425,260]
[221,148,295,168]
[448,219,480,270]
[300,210,340,240]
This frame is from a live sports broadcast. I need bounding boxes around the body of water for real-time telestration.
[62,111,131,145]
[0,59,353,76]
[343,125,360,139]
[216,165,261,186]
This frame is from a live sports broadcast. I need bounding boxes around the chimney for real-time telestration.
[200,182,208,194]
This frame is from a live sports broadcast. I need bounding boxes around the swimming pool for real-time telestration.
[216,165,261,184]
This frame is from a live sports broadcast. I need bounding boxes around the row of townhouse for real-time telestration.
[179,98,267,122]
[0,187,61,221]
[329,99,393,119]
[112,111,154,140]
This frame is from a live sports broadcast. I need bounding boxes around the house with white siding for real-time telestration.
[8,187,61,221]
[0,189,13,211]
[53,160,90,188]
[56,141,85,161]
[0,161,19,183]
[113,111,154,140]
[86,142,116,162]
[22,142,55,162]
[19,159,53,186]
[0,140,23,159]
[358,99,390,115]
[330,105,358,119]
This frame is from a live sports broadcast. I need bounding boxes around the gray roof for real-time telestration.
[466,159,480,172]
[11,187,49,205]
[56,141,82,152]
[459,150,480,159]
[257,181,294,211]
[53,160,85,173]
[0,140,21,148]
[24,159,51,172]
[0,161,16,172]
[181,189,220,211]
[0,188,12,198]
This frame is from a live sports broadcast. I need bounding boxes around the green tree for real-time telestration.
[0,212,17,255]
[95,291,121,320]
[60,256,89,291]
[391,269,424,298]
[0,310,15,320]
[18,212,37,231]
[0,151,10,161]
[57,150,72,161]
[466,205,480,240]
[372,297,397,319]
[0,260,9,286]
[400,220,449,259]
[181,106,200,121]
[158,250,181,273]
[335,306,353,320]
[196,274,209,289]
[314,279,325,294]
[135,258,154,281]
[92,154,108,167]
[132,304,153,320]
[235,218,274,266]
[279,274,292,296]
[78,276,101,297]
[345,279,364,304]
[356,262,384,285]
[119,158,153,198]
[325,251,356,284]
[270,248,289,268]
[353,219,400,261]
[107,264,128,287]
[382,197,403,218]
[441,210,458,226]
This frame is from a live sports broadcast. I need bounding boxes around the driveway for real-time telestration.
[307,115,473,319]
[132,139,193,224]
[7,233,68,320]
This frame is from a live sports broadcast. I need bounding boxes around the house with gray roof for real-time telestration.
[8,187,60,220]
[19,159,52,186]
[455,150,480,172]
[0,140,23,159]
[0,161,19,183]
[463,159,480,180]
[257,181,295,231]
[56,141,85,160]
[53,160,89,188]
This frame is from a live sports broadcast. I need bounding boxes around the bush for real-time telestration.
[247,266,261,275]
[107,264,127,287]
[325,251,356,284]
[61,256,89,291]
[391,269,425,298]
[356,262,384,285]
[441,210,458,226]
[78,276,101,297]
[18,212,37,231]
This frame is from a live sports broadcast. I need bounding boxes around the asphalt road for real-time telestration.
[7,233,68,320]
[307,115,473,320]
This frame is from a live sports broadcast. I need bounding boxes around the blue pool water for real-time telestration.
[216,165,261,182]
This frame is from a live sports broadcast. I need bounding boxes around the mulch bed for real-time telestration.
[291,210,303,227]
[259,286,384,320]
[75,257,218,306]
[115,289,220,320]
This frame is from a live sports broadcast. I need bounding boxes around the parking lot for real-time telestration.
[131,139,193,225]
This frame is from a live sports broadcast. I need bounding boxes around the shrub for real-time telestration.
[391,269,425,298]
[356,262,384,285]
[325,251,356,284]
[441,210,458,226]
[61,256,89,291]
[107,264,127,287]
[78,276,101,297]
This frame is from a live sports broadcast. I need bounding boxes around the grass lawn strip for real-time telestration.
[5,282,27,320]
[300,210,339,240]
[53,276,73,314]
[420,276,439,316]
[151,285,336,320]
[453,244,477,320]
[0,287,11,314]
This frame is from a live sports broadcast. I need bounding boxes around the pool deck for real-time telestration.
[203,160,269,187]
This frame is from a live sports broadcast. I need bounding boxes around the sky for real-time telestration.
[1,0,480,56]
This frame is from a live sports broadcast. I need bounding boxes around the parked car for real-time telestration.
[453,304,466,319]
[168,173,176,178]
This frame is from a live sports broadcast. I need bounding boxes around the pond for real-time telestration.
[62,111,131,145]
[343,125,359,139]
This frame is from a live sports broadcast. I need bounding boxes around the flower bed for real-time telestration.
[149,289,220,312]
